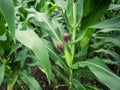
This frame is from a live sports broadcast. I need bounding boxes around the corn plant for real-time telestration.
[1,0,120,90]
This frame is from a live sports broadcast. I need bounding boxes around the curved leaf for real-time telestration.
[66,0,73,27]
[72,79,86,90]
[26,8,61,46]
[0,34,7,41]
[52,66,68,83]
[19,70,42,90]
[54,0,66,11]
[0,64,5,86]
[76,0,84,24]
[43,40,68,70]
[95,49,120,63]
[0,0,15,38]
[109,4,120,10]
[7,75,18,90]
[16,30,51,83]
[91,37,120,48]
[64,47,72,67]
[96,28,120,33]
[66,0,84,26]
[81,0,111,30]
[90,16,120,30]
[72,57,120,90]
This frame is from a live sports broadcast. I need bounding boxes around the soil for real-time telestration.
[31,67,69,90]
[31,67,109,90]
[0,83,6,90]
[80,77,110,90]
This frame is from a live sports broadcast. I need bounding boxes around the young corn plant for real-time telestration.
[16,0,120,89]
[1,0,120,90]
[16,0,120,90]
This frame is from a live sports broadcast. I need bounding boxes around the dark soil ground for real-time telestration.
[31,67,110,90]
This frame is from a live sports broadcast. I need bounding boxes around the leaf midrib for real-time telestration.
[38,12,60,41]
[21,72,38,90]
[84,61,120,80]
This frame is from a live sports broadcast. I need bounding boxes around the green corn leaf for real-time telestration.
[72,79,86,90]
[0,45,4,56]
[80,0,111,56]
[26,8,61,46]
[0,12,6,34]
[70,30,86,44]
[0,64,5,86]
[0,34,7,41]
[52,66,68,83]
[19,70,42,90]
[36,0,46,12]
[95,49,120,63]
[80,28,95,56]
[48,48,68,70]
[90,16,120,30]
[43,40,68,71]
[75,48,87,57]
[35,0,43,11]
[40,2,50,12]
[81,0,111,30]
[66,0,73,27]
[91,37,120,48]
[103,59,119,66]
[64,47,72,67]
[83,0,91,17]
[72,57,120,90]
[0,0,15,38]
[96,28,120,33]
[9,43,22,56]
[76,0,84,25]
[7,75,18,90]
[16,30,51,83]
[48,4,57,15]
[66,0,84,27]
[54,0,66,11]
[109,4,120,10]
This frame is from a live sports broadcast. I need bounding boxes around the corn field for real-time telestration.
[0,0,120,90]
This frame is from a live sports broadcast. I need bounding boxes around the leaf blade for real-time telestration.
[90,16,120,30]
[72,57,120,90]
[0,64,5,85]
[26,8,61,46]
[72,79,86,90]
[19,70,42,90]
[0,0,15,38]
[81,0,111,30]
[16,30,51,82]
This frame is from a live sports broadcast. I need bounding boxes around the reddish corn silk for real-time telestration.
[62,33,71,42]
[57,41,64,52]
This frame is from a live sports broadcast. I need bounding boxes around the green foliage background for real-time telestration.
[0,0,120,90]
